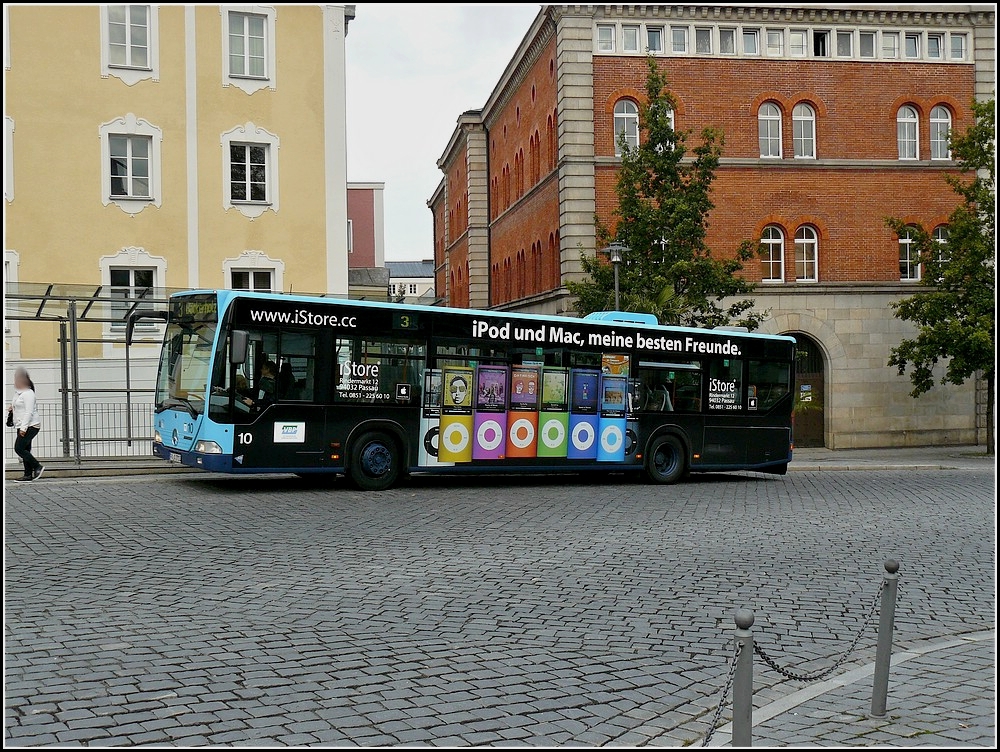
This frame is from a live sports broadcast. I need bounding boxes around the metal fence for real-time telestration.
[4,401,155,464]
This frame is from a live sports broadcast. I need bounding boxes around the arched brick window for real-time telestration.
[757,102,782,158]
[613,99,639,156]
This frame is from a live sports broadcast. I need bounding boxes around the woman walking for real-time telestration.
[8,367,43,482]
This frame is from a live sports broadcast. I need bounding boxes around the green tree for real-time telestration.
[886,98,995,453]
[567,57,763,329]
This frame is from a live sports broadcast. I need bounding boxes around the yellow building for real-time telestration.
[3,5,356,462]
[4,4,354,363]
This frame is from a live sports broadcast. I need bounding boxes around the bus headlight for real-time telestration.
[194,440,223,454]
[153,430,163,444]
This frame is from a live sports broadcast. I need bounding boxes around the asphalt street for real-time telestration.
[4,467,995,746]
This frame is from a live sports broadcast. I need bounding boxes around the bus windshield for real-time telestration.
[155,298,218,416]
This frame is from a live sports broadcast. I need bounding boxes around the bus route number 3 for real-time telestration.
[238,432,253,445]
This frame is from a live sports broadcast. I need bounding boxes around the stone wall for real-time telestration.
[753,286,978,448]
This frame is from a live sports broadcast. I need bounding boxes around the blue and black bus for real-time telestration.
[144,290,795,490]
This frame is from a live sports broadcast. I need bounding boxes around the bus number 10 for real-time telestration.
[238,432,253,445]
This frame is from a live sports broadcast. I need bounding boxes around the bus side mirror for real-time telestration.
[126,310,168,346]
[230,330,250,366]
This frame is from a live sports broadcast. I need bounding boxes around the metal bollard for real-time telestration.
[733,609,754,747]
[870,559,900,717]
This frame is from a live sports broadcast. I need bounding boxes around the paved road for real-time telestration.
[4,468,995,746]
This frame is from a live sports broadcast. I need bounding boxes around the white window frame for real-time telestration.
[108,134,153,199]
[792,103,816,159]
[596,24,615,53]
[646,26,664,54]
[835,30,854,57]
[812,29,830,57]
[933,226,950,266]
[859,30,877,59]
[898,228,921,281]
[719,27,737,55]
[904,32,921,59]
[4,249,20,358]
[926,33,944,60]
[347,218,354,253]
[766,28,784,57]
[742,28,760,56]
[881,31,900,59]
[230,269,273,291]
[758,103,783,159]
[671,25,689,54]
[789,28,808,57]
[221,122,280,219]
[223,250,284,292]
[760,226,785,283]
[896,106,919,160]
[950,33,967,61]
[221,5,276,94]
[613,99,639,157]
[622,24,640,53]
[98,247,167,350]
[99,113,162,215]
[794,226,818,282]
[100,5,159,86]
[930,106,952,160]
[408,283,418,295]
[4,116,13,203]
[694,27,711,55]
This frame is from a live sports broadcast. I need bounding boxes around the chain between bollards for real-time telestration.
[870,559,900,717]
[704,561,900,747]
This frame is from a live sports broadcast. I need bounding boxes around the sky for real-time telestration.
[345,4,542,262]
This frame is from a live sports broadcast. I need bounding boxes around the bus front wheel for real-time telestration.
[645,434,686,485]
[348,431,400,491]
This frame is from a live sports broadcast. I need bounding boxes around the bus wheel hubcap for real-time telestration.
[655,447,677,475]
[361,443,392,477]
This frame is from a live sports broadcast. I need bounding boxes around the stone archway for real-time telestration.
[789,333,826,447]
[758,313,843,449]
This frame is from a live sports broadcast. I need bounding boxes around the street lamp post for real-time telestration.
[601,241,629,311]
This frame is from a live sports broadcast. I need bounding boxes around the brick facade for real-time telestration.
[429,4,995,448]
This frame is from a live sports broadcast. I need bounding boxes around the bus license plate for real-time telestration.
[169,452,181,463]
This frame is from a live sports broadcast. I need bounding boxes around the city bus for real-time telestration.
[144,290,795,491]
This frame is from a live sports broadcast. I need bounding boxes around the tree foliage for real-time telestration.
[886,98,995,451]
[567,57,763,329]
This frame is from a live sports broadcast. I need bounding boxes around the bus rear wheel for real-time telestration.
[645,434,686,485]
[348,431,400,491]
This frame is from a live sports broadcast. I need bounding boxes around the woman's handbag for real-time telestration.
[6,409,13,427]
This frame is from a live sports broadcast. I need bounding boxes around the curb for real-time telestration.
[786,464,956,472]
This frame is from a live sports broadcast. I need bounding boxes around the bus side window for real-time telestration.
[635,363,702,413]
[278,331,317,401]
[748,360,791,411]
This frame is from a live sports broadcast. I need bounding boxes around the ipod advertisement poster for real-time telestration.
[476,367,507,412]
[419,360,635,466]
[510,367,540,410]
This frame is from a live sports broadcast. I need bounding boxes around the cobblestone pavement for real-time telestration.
[4,469,995,746]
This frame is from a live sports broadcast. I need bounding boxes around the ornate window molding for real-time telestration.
[99,113,163,215]
[98,247,167,350]
[99,5,160,86]
[222,250,285,291]
[221,122,280,219]
[220,5,277,94]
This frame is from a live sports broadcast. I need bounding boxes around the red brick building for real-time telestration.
[429,3,994,449]
[347,182,385,269]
